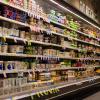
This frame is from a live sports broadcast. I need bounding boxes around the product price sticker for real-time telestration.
[14,38,17,43]
[23,40,26,44]
[47,30,51,35]
[39,91,44,96]
[3,37,6,42]
[28,11,33,17]
[46,18,51,23]
[43,90,49,95]
[28,41,31,46]
[31,95,34,100]
[3,72,7,78]
[36,92,41,97]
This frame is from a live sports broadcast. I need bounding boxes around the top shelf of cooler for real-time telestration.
[48,0,100,31]
[0,0,100,41]
[0,0,100,31]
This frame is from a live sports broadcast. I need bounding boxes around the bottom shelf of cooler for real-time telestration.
[1,76,100,100]
[0,76,100,100]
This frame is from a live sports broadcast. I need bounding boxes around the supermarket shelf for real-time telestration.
[0,36,78,50]
[0,53,58,59]
[3,76,100,100]
[0,53,35,58]
[0,69,33,74]
[0,66,97,74]
[73,38,100,47]
[1,33,100,48]
[50,31,100,47]
[0,14,99,46]
[0,36,27,43]
[1,1,100,32]
[0,1,27,13]
[49,67,88,71]
[0,1,47,22]
[0,2,99,43]
[0,12,99,44]
[1,35,100,53]
[0,16,29,27]
[50,20,100,41]
[0,66,98,74]
[0,53,99,61]
[31,67,88,72]
[49,0,100,31]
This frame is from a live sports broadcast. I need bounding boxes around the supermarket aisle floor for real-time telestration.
[84,91,100,100]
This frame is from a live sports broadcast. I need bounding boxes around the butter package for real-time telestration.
[0,79,3,88]
[2,27,8,36]
[4,79,9,88]
[25,32,31,40]
[31,33,37,41]
[0,88,3,96]
[9,45,24,53]
[4,61,15,70]
[0,27,3,36]
[16,45,24,53]
[21,77,27,85]
[1,43,8,53]
[31,62,36,69]
[3,88,9,96]
[14,61,28,70]
[0,61,3,71]
[20,31,26,39]
[9,45,17,53]
[16,78,21,86]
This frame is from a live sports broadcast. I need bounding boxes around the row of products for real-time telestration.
[0,1,100,39]
[0,5,27,23]
[0,26,100,54]
[0,44,73,57]
[38,69,95,82]
[49,10,80,30]
[0,68,95,96]
[0,43,99,59]
[0,26,100,53]
[48,10,100,38]
[0,61,29,71]
[77,52,100,58]
[77,43,100,52]
[0,60,99,71]
[0,77,32,96]
[7,0,47,20]
[61,60,100,68]
[0,44,24,53]
[78,34,99,45]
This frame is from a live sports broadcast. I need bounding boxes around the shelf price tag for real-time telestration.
[28,41,31,46]
[23,40,26,44]
[36,92,41,97]
[14,38,17,43]
[3,72,7,78]
[40,91,44,96]
[31,95,34,100]
[47,30,51,35]
[3,37,6,42]
[49,89,53,94]
[43,91,49,95]
[56,88,60,92]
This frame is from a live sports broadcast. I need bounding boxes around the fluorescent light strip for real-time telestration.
[49,0,100,30]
